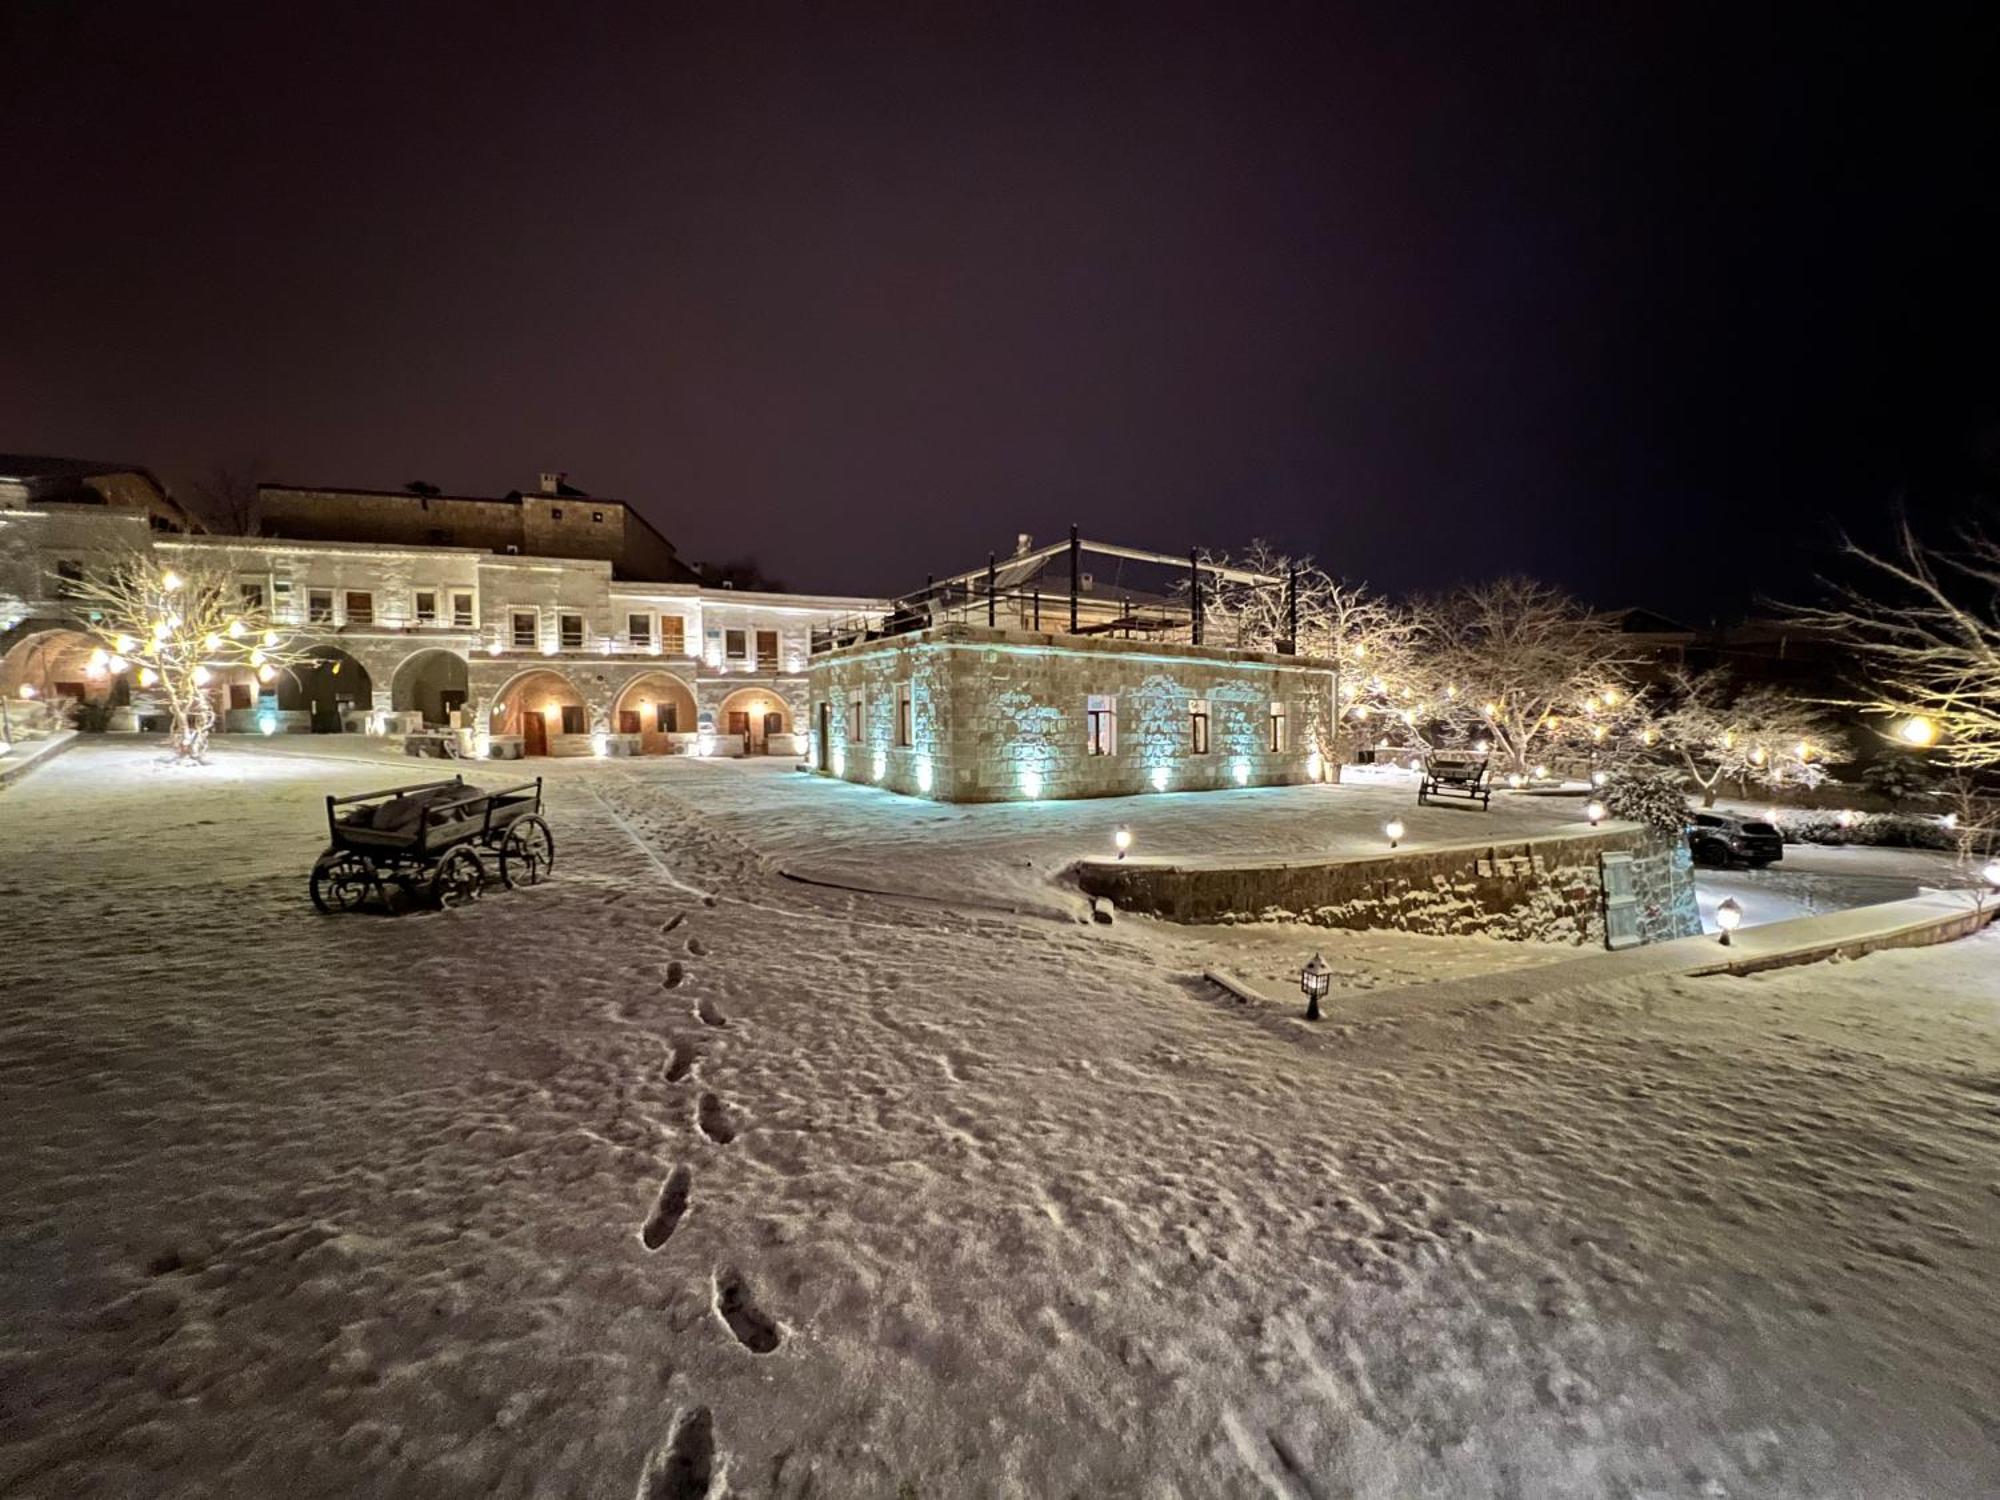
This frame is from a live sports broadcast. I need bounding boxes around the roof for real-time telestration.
[0,453,161,484]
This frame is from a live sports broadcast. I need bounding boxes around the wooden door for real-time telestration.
[817,702,830,770]
[728,709,752,751]
[523,712,549,757]
[763,712,783,752]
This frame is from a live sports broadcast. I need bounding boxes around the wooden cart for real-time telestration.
[309,775,554,913]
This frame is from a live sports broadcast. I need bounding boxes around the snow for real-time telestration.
[3,740,1999,1497]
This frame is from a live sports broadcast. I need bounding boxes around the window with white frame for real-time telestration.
[414,590,438,625]
[725,628,748,661]
[659,616,687,655]
[307,589,335,624]
[451,590,475,627]
[627,612,653,648]
[239,581,266,611]
[1086,694,1117,756]
[559,613,585,651]
[511,610,539,649]
[345,591,373,625]
[847,691,863,742]
[1189,698,1211,754]
[896,684,913,746]
[1267,701,1287,753]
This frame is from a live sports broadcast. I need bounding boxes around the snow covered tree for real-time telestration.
[63,556,316,763]
[1601,764,1692,836]
[1644,668,1843,806]
[1788,518,2000,767]
[1422,578,1637,777]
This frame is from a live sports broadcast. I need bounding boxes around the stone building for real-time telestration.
[0,464,882,757]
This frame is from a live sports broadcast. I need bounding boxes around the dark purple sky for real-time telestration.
[5,2,1995,616]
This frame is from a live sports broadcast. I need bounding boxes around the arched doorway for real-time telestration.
[281,646,374,733]
[612,672,698,755]
[391,648,470,727]
[718,687,790,755]
[490,669,587,757]
[1,628,128,718]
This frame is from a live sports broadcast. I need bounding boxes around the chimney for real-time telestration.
[539,471,566,495]
[1015,532,1034,557]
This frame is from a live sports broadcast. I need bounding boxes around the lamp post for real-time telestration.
[1114,825,1132,860]
[1300,953,1329,1022]
[1384,819,1405,850]
[1716,896,1743,946]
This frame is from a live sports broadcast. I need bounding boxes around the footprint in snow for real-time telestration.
[639,1165,692,1250]
[696,999,728,1029]
[665,1043,698,1083]
[661,913,685,934]
[636,1405,716,1499]
[686,936,708,957]
[696,1093,738,1145]
[663,961,685,989]
[713,1268,781,1353]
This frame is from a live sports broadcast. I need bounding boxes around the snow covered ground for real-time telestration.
[3,741,1999,1497]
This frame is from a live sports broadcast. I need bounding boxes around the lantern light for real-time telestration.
[227,619,246,638]
[262,630,278,646]
[18,684,37,699]
[1482,702,1498,718]
[1532,765,1548,781]
[1941,812,1957,830]
[115,634,137,653]
[1590,769,1608,787]
[1716,897,1743,945]
[1749,746,1767,766]
[1385,818,1405,849]
[1149,765,1169,792]
[138,667,159,687]
[1983,860,2000,891]
[1585,801,1606,827]
[192,665,212,686]
[107,655,129,674]
[1300,953,1330,1023]
[1114,826,1132,859]
[256,665,275,684]
[87,646,110,669]
[204,632,222,651]
[1836,809,1856,829]
[161,571,183,592]
[1898,717,1937,747]
[1506,772,1524,789]
[1795,740,1811,760]
[1603,689,1621,706]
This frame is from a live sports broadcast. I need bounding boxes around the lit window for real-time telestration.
[345,591,373,625]
[1189,699,1211,755]
[847,692,864,742]
[627,613,652,647]
[592,510,604,523]
[511,610,538,649]
[1086,694,1117,756]
[725,629,748,660]
[1268,701,1287,753]
[452,591,475,627]
[659,617,686,654]
[308,590,335,624]
[415,591,438,625]
[559,613,585,651]
[896,685,913,746]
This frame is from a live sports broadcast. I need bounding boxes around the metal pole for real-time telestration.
[1032,588,1040,631]
[987,553,997,627]
[1286,565,1298,654]
[1189,548,1202,646]
[1069,525,1080,634]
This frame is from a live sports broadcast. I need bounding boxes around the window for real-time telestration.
[239,582,265,611]
[657,702,678,733]
[415,591,438,625]
[725,628,748,661]
[847,692,864,742]
[1086,694,1117,756]
[451,591,475,627]
[592,510,604,523]
[659,616,686,654]
[1189,699,1211,755]
[229,684,253,711]
[618,709,641,734]
[308,590,335,624]
[756,629,779,669]
[551,507,564,521]
[53,560,83,595]
[1268,701,1287,753]
[627,613,653,647]
[896,685,913,746]
[559,613,585,651]
[345,591,373,625]
[511,610,539,649]
[560,704,587,734]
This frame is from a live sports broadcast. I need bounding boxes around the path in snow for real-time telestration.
[1,742,1997,1497]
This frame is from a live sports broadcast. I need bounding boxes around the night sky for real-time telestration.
[5,3,1996,618]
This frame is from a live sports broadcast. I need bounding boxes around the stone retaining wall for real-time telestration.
[1076,825,1701,947]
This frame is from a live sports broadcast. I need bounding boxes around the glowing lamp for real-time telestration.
[1795,740,1811,760]
[262,630,278,646]
[1232,760,1250,786]
[1585,801,1606,827]
[87,646,109,669]
[1020,769,1042,799]
[1983,860,2000,891]
[916,758,934,794]
[487,641,503,656]
[107,655,129,674]
[1941,811,1958,830]
[192,665,212,686]
[1898,717,1937,747]
[138,667,158,687]
[114,634,136,653]
[18,684,37,699]
[1506,772,1524,788]
[1482,702,1498,718]
[1715,896,1743,946]
[871,751,886,782]
[1590,769,1608,787]
[250,648,267,667]
[1384,819,1405,849]
[1836,809,1855,829]
[1603,689,1620,706]
[1532,765,1547,781]
[1300,952,1330,1022]
[257,665,275,684]
[1149,766,1169,792]
[204,632,222,651]
[259,716,278,737]
[1114,826,1132,859]
[1749,746,1767,766]
[227,619,246,638]
[161,571,183,592]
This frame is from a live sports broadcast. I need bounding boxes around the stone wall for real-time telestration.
[806,624,1335,802]
[1076,824,1702,947]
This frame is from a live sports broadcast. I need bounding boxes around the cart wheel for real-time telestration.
[310,851,377,914]
[500,815,556,888]
[432,847,487,908]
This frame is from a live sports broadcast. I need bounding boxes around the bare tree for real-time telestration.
[64,557,317,763]
[1645,668,1843,806]
[187,464,263,536]
[1788,518,2000,767]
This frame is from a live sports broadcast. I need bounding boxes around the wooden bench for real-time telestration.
[1418,753,1492,809]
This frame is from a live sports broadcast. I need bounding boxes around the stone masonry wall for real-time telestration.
[1077,825,1701,947]
[806,624,1335,802]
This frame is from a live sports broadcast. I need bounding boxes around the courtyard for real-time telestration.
[2,740,1997,1497]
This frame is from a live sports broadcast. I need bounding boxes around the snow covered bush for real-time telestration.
[1601,766,1690,836]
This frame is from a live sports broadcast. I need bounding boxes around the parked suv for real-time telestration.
[1687,811,1784,868]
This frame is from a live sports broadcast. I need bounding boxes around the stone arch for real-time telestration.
[280,644,376,732]
[0,626,125,710]
[488,667,588,755]
[717,686,792,755]
[390,647,471,727]
[612,671,699,754]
